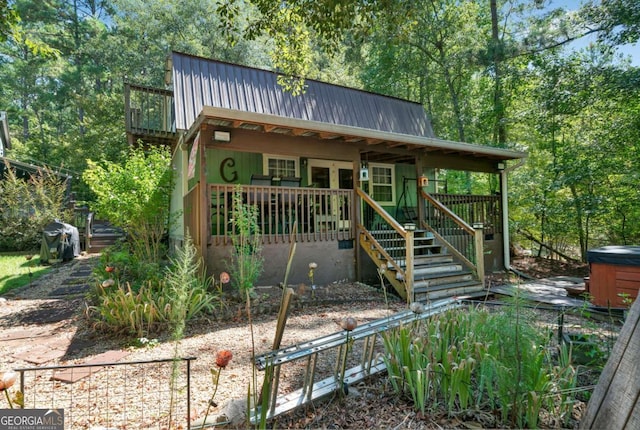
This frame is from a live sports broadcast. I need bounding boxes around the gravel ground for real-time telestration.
[0,255,620,429]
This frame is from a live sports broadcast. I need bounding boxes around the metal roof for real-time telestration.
[171,52,435,138]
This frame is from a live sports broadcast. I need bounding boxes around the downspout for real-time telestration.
[500,159,526,273]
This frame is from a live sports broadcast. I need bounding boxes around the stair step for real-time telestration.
[383,244,442,253]
[392,254,454,267]
[412,272,475,288]
[413,281,485,302]
[392,264,463,279]
[412,264,463,277]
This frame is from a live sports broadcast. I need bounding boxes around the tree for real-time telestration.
[83,146,174,262]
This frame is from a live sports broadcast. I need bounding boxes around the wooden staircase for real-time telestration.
[86,219,124,253]
[360,228,484,302]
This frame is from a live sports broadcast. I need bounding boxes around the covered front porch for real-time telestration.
[183,173,504,300]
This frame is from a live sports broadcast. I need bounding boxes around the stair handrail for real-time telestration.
[357,188,406,237]
[85,211,94,252]
[357,188,414,300]
[420,190,484,285]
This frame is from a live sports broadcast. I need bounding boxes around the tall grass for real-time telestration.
[382,299,578,427]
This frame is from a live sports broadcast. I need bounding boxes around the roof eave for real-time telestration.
[184,106,527,161]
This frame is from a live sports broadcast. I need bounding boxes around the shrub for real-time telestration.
[94,243,164,290]
[0,161,71,251]
[83,146,174,263]
[88,237,220,337]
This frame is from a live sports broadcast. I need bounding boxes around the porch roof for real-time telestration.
[186,106,527,164]
[172,51,527,164]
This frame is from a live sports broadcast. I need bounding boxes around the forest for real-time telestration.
[1,0,639,262]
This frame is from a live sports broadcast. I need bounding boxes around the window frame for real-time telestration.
[263,154,299,178]
[369,162,395,205]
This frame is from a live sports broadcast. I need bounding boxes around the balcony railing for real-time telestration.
[124,83,175,140]
[209,184,354,245]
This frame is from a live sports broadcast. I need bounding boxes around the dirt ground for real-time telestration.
[0,255,614,429]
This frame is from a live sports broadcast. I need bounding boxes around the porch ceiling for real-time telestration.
[188,106,527,165]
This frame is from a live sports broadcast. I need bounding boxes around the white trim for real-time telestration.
[307,159,352,189]
[262,154,300,177]
[369,162,396,205]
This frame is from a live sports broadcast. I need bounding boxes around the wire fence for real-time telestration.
[15,357,195,430]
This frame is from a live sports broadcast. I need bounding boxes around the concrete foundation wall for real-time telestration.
[206,240,356,287]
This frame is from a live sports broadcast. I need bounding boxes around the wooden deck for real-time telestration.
[490,276,588,307]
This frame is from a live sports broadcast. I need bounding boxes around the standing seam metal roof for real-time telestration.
[171,51,435,138]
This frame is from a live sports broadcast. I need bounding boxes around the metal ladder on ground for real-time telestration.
[249,297,462,423]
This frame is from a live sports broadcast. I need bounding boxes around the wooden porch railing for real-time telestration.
[431,193,502,236]
[357,188,414,301]
[209,184,354,245]
[124,83,175,137]
[421,190,484,282]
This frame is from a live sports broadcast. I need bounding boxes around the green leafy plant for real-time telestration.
[83,146,174,263]
[88,236,221,337]
[228,187,263,298]
[382,302,577,427]
[0,162,72,251]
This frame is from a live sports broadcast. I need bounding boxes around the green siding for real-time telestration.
[206,149,263,184]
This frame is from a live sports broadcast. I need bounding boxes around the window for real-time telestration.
[370,163,395,205]
[263,155,298,178]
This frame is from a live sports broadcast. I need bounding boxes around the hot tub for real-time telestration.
[587,246,640,307]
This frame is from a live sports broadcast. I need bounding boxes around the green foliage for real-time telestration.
[0,253,51,295]
[96,243,164,290]
[228,187,263,296]
[382,303,577,427]
[89,281,165,337]
[0,162,72,251]
[88,236,219,338]
[164,233,217,339]
[83,146,173,263]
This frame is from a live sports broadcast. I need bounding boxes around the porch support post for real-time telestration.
[473,225,485,287]
[354,158,363,283]
[415,156,425,223]
[500,169,510,271]
[405,230,414,303]
[198,125,210,261]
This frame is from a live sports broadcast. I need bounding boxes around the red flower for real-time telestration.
[215,350,233,368]
[105,266,114,273]
[219,272,230,284]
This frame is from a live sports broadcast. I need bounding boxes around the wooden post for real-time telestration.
[272,288,295,350]
[473,225,485,287]
[580,297,640,429]
[416,155,425,225]
[354,158,363,283]
[405,230,414,303]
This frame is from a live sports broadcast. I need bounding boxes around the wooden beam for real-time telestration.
[318,132,339,139]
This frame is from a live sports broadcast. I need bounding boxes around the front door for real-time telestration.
[308,160,353,230]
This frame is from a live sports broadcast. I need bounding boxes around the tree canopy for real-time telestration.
[1,0,638,260]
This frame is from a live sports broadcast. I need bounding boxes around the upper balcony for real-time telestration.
[124,83,176,146]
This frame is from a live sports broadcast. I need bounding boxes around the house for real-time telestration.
[124,52,527,302]
[0,111,74,189]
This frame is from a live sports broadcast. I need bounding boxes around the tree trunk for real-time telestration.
[490,0,506,147]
